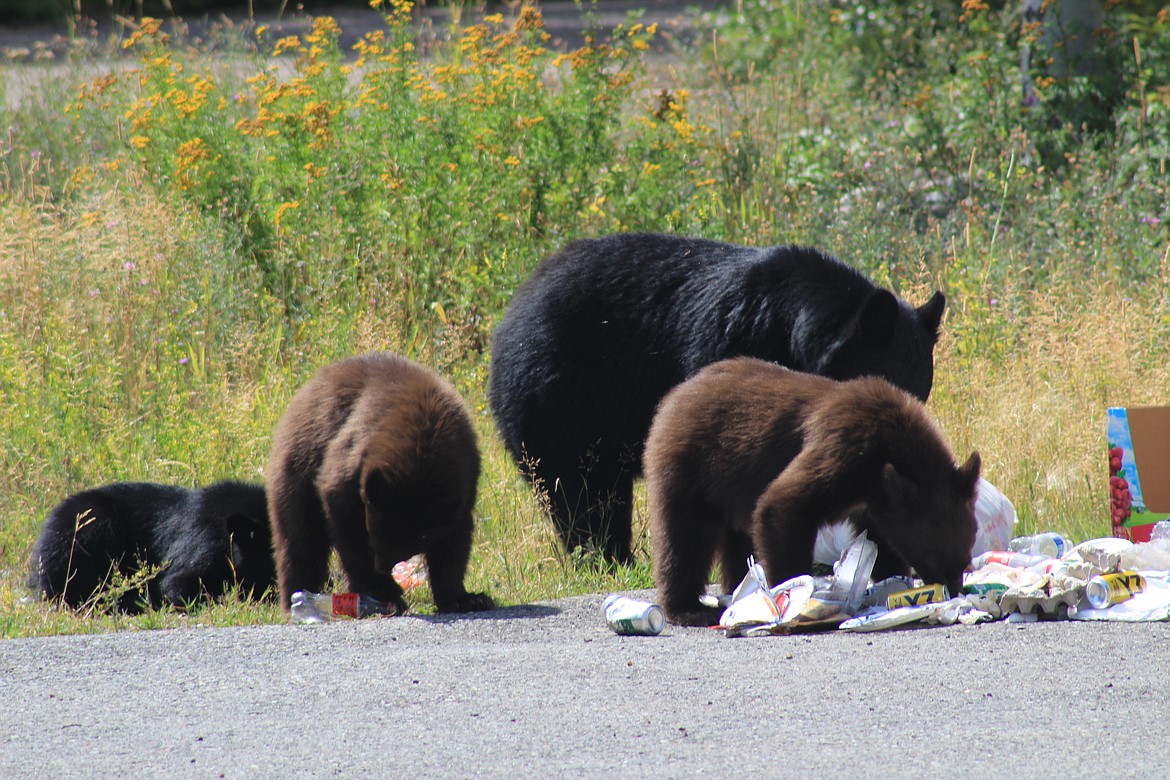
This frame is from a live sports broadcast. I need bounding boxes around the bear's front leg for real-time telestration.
[753,464,857,586]
[425,517,495,613]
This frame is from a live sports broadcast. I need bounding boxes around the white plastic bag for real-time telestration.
[971,477,1017,557]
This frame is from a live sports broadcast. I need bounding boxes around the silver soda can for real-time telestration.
[602,594,665,636]
[1085,571,1146,609]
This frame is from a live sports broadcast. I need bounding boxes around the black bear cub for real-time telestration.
[28,481,274,613]
[266,352,494,615]
[644,358,980,627]
[489,232,946,565]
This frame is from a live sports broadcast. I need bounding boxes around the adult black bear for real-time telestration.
[266,352,495,616]
[28,481,274,612]
[488,233,946,564]
[644,358,979,626]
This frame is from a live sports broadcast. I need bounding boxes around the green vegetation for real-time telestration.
[1,1,1167,636]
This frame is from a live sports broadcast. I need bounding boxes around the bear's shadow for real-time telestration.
[410,604,560,623]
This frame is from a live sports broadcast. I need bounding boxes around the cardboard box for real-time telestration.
[1107,407,1170,542]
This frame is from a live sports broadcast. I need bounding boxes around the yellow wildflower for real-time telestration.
[309,17,341,41]
[273,36,302,56]
[174,137,216,190]
[274,200,301,233]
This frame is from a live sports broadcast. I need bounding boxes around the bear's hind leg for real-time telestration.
[652,497,724,626]
[269,476,332,611]
[539,453,635,566]
[592,470,635,567]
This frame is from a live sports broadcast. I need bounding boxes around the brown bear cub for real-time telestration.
[644,357,980,626]
[267,352,494,615]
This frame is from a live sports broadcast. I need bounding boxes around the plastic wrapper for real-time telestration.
[392,555,427,591]
[839,597,973,632]
[813,520,858,566]
[966,561,1043,589]
[961,582,1006,617]
[829,531,878,612]
[721,536,878,636]
[720,569,816,635]
[838,605,930,632]
[971,477,1018,557]
[1119,541,1170,572]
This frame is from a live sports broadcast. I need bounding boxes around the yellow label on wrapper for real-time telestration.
[886,584,948,610]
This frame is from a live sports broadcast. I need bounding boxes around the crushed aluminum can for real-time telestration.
[603,594,665,636]
[886,583,949,610]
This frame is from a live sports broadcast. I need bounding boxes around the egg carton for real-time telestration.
[999,579,1082,616]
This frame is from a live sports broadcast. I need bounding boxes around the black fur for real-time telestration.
[28,481,274,612]
[489,232,946,563]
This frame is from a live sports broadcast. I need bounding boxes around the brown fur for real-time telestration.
[644,357,979,626]
[266,352,494,614]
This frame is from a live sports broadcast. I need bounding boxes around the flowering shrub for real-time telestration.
[64,5,717,337]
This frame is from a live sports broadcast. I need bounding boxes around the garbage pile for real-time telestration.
[715,524,1170,636]
[599,479,1170,637]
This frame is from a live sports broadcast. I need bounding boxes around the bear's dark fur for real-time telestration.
[266,352,494,615]
[28,481,274,613]
[488,233,947,564]
[644,357,979,626]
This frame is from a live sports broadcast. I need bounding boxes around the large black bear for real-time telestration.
[645,358,980,626]
[28,481,274,612]
[266,352,495,616]
[488,233,946,564]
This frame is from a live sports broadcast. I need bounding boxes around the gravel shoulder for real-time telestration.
[4,590,1169,778]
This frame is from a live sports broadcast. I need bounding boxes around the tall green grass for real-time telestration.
[1,2,1167,636]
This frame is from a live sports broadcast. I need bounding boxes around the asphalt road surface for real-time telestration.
[4,589,1170,778]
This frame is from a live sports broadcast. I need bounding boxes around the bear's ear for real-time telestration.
[882,463,911,504]
[361,468,394,512]
[857,289,900,347]
[956,451,981,495]
[917,291,946,342]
